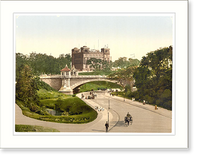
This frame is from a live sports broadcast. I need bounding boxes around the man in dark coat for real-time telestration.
[105,121,109,132]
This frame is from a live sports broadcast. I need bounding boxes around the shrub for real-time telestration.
[132,91,140,100]
[156,100,161,106]
[144,95,155,104]
[161,89,172,101]
[163,101,172,110]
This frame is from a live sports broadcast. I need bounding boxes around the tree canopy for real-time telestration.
[112,57,140,68]
[16,52,71,80]
[108,46,172,110]
[133,46,172,110]
[16,64,39,111]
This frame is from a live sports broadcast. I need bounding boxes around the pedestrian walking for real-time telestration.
[105,121,109,132]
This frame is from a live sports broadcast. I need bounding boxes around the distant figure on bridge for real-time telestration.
[105,121,109,132]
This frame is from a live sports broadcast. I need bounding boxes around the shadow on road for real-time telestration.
[115,121,128,127]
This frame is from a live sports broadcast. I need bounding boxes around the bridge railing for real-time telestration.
[40,75,107,79]
[40,75,61,78]
[71,75,107,78]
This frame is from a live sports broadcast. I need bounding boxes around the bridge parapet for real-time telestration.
[40,75,108,79]
[71,75,107,79]
[40,75,61,79]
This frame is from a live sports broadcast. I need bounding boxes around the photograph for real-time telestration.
[0,0,189,149]
[15,14,173,133]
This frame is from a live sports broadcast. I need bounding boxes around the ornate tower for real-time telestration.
[59,64,73,94]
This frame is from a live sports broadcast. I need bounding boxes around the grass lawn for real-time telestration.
[16,89,97,124]
[15,125,59,132]
[37,89,70,100]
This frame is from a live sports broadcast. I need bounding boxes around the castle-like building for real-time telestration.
[72,46,111,71]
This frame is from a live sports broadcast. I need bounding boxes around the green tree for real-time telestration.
[16,52,72,76]
[133,46,172,110]
[87,58,102,70]
[16,64,39,110]
[128,58,140,67]
[113,57,129,68]
[16,53,28,80]
[112,57,140,68]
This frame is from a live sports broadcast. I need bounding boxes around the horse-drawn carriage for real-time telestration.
[124,113,132,126]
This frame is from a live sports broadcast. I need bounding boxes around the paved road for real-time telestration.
[15,92,172,133]
[80,91,172,133]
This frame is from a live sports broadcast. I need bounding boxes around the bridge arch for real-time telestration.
[70,78,122,91]
[40,75,128,95]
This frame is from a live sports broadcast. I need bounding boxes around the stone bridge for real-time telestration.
[40,75,120,94]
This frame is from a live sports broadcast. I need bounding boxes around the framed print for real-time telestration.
[0,0,188,148]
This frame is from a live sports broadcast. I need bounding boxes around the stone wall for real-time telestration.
[41,78,62,90]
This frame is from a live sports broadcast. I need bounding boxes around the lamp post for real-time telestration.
[108,99,110,123]
[108,111,109,123]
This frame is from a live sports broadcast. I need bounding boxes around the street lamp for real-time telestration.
[108,111,109,123]
[108,99,110,124]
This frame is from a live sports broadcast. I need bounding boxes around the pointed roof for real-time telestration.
[60,64,71,72]
[71,65,77,71]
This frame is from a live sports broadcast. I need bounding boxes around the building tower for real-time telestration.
[72,46,111,71]
[101,48,110,62]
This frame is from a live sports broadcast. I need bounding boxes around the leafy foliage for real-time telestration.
[108,65,137,88]
[108,46,172,110]
[16,52,71,79]
[133,46,172,110]
[86,58,113,71]
[16,64,39,111]
[112,57,140,68]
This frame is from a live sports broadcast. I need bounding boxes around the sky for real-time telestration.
[15,14,173,61]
